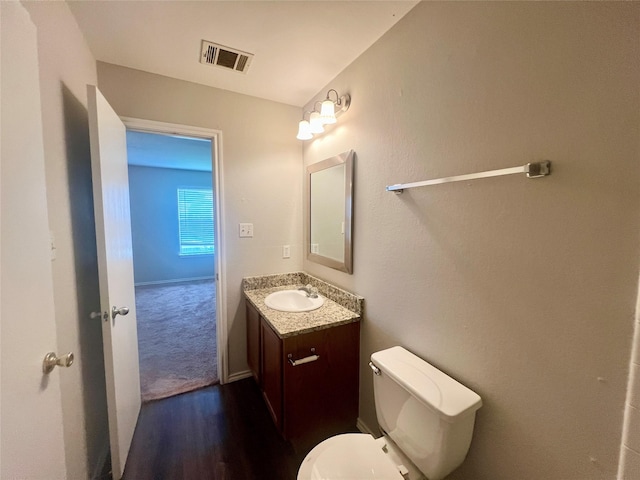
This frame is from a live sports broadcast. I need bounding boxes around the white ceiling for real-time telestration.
[67,1,419,107]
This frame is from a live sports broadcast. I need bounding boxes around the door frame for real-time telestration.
[120,117,229,384]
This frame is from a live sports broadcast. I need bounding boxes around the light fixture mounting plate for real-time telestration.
[337,94,351,116]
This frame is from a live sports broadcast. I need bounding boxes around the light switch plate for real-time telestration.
[283,245,290,258]
[239,223,253,237]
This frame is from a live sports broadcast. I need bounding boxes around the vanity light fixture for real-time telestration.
[296,89,350,140]
[319,98,337,124]
[309,111,325,134]
[296,117,313,140]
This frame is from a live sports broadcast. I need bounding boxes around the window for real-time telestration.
[177,188,214,256]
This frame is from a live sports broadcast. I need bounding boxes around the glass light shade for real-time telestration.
[320,100,337,124]
[296,120,313,140]
[309,112,325,134]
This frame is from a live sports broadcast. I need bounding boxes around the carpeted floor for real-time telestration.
[135,279,218,402]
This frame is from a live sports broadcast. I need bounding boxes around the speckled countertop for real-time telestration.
[243,272,364,339]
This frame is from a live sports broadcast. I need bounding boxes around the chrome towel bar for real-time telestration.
[386,161,551,194]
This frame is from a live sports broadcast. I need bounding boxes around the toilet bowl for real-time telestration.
[298,433,422,479]
[297,346,482,480]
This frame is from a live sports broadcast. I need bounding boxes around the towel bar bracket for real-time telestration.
[525,161,551,178]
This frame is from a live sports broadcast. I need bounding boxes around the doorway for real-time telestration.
[123,119,226,402]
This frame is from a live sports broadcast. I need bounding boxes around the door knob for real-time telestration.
[111,306,130,319]
[43,352,74,374]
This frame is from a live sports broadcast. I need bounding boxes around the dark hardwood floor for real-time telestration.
[122,379,306,480]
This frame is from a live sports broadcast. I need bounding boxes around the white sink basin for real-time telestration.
[264,289,325,312]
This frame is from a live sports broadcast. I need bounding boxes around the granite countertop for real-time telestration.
[243,273,363,339]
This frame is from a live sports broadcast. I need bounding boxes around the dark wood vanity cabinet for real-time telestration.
[246,301,360,451]
[261,316,283,430]
[246,301,261,383]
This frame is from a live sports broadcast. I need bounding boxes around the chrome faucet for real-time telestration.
[298,284,319,298]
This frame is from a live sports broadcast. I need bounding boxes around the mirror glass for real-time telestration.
[307,150,354,273]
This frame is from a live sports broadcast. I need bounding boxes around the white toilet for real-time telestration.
[297,346,482,480]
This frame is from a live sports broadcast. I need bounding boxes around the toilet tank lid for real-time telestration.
[371,346,482,421]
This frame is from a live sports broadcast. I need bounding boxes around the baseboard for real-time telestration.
[134,276,215,287]
[356,417,378,437]
[90,439,110,480]
[226,370,253,383]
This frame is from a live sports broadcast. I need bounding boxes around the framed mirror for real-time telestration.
[307,150,354,273]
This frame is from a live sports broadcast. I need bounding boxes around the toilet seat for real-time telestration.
[297,433,405,480]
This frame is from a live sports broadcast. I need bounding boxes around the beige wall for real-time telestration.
[22,2,108,478]
[303,3,640,479]
[96,63,303,375]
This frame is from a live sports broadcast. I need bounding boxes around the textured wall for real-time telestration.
[302,3,640,479]
[97,63,303,375]
[128,165,214,284]
[21,2,109,479]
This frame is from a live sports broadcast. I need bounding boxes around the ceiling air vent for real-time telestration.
[200,40,253,74]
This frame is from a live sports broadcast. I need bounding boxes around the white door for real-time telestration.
[87,85,141,480]
[0,2,67,478]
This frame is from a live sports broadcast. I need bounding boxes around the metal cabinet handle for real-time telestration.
[288,348,320,366]
[43,352,74,374]
[111,306,130,319]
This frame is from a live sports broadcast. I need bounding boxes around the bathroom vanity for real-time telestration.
[243,272,363,451]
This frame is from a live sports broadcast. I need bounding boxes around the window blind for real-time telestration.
[177,188,214,255]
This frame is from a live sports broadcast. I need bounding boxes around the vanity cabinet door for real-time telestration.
[261,319,283,431]
[246,302,261,384]
[283,321,360,451]
[245,297,360,449]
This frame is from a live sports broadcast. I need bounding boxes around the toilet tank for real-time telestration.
[371,347,482,480]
